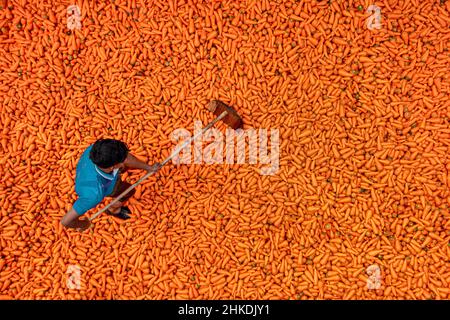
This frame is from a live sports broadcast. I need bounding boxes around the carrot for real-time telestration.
[0,0,449,301]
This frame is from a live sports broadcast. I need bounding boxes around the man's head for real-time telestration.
[89,139,129,173]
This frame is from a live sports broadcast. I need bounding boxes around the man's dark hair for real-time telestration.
[89,139,129,168]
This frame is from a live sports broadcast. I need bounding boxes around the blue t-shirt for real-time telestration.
[72,145,119,216]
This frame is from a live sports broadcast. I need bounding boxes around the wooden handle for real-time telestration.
[89,110,228,222]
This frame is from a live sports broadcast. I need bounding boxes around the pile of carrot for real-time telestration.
[0,0,449,300]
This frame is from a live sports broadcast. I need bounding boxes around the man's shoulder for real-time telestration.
[75,145,99,187]
[77,145,95,171]
[80,144,94,160]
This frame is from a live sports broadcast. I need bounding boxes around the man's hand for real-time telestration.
[76,219,92,232]
[61,207,92,232]
[146,162,162,174]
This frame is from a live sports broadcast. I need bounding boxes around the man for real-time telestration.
[61,139,161,231]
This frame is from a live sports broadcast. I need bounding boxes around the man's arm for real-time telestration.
[61,207,91,231]
[124,153,161,172]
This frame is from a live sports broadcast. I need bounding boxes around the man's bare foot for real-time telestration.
[106,207,131,220]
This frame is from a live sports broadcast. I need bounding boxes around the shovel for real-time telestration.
[89,100,244,222]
